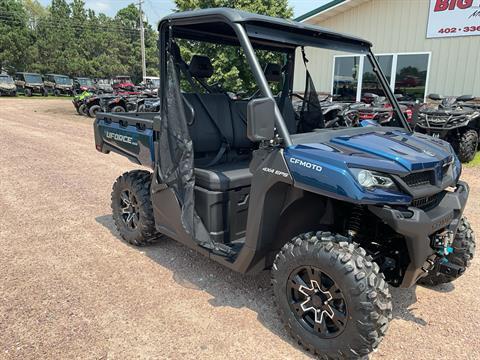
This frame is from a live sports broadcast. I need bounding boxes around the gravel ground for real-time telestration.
[0,98,479,360]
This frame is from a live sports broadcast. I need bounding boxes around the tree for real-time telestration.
[0,0,32,73]
[174,0,293,93]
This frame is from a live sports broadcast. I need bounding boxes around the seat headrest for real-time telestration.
[264,63,282,82]
[189,55,214,79]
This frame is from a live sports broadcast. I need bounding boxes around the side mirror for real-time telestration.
[247,97,275,142]
[428,93,442,101]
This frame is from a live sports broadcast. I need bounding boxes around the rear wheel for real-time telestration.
[419,217,475,286]
[78,103,88,116]
[111,105,126,113]
[272,232,392,359]
[456,130,478,163]
[111,170,159,246]
[88,104,101,118]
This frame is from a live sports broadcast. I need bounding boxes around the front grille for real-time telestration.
[411,192,445,211]
[403,171,434,187]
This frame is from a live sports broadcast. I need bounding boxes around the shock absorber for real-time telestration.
[347,205,364,238]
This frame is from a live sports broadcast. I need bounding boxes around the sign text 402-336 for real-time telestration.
[427,0,480,38]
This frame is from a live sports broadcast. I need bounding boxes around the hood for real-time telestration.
[288,127,455,175]
[0,83,16,90]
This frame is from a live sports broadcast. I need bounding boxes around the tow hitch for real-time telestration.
[438,258,465,277]
[433,230,454,256]
[430,230,464,277]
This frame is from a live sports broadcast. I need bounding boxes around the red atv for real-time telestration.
[111,76,136,92]
[359,93,422,123]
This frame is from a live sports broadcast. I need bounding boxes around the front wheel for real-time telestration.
[25,88,32,97]
[272,232,392,358]
[111,170,159,246]
[419,217,475,286]
[88,104,101,118]
[456,130,478,163]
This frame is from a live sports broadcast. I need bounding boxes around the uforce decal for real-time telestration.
[105,131,137,145]
[289,157,323,172]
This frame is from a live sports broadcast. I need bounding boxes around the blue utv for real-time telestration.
[92,9,475,359]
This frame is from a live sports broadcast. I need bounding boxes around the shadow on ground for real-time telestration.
[96,214,454,352]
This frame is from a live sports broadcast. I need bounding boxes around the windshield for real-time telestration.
[0,75,14,84]
[293,46,408,130]
[77,78,94,86]
[148,79,160,87]
[55,76,73,85]
[25,74,43,83]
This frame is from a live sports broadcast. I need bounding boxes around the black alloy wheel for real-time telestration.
[119,189,140,230]
[287,266,347,338]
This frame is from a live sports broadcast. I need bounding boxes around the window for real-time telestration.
[332,52,430,102]
[332,56,360,101]
[361,55,393,98]
[394,54,429,101]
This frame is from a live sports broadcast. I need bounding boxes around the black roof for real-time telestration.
[159,8,372,51]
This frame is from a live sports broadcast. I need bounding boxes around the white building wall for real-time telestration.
[294,0,480,96]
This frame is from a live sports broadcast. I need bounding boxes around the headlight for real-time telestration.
[350,168,397,190]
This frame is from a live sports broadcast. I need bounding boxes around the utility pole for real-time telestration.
[138,0,146,82]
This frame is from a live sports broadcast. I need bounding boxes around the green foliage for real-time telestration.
[174,0,293,94]
[0,0,158,83]
[0,0,292,88]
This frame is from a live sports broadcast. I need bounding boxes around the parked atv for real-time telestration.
[73,77,97,95]
[14,72,48,96]
[95,79,114,94]
[0,74,17,96]
[416,94,480,162]
[44,74,74,96]
[92,9,475,359]
[85,94,115,118]
[72,91,94,115]
[112,76,135,92]
[136,97,160,112]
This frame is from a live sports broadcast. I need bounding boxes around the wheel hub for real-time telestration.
[287,266,347,338]
[120,190,139,230]
[299,280,335,324]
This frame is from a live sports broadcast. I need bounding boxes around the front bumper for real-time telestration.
[368,181,469,287]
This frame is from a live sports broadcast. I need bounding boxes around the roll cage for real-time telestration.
[157,7,411,146]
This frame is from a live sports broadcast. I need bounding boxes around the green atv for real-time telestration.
[72,91,94,116]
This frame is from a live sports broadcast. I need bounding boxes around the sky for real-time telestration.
[36,0,330,26]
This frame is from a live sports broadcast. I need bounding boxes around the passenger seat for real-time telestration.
[183,55,254,191]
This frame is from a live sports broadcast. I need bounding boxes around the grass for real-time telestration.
[464,152,480,168]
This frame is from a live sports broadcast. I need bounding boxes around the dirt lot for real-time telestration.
[0,98,479,359]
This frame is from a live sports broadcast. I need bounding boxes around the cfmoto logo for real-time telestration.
[105,131,134,144]
[289,157,323,172]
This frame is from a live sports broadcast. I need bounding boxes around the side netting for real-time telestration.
[157,53,233,257]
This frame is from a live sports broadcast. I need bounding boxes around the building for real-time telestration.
[293,0,480,101]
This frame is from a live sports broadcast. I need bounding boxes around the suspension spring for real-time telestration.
[347,205,365,238]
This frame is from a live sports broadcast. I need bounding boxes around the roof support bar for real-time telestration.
[367,50,412,132]
[232,23,293,147]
